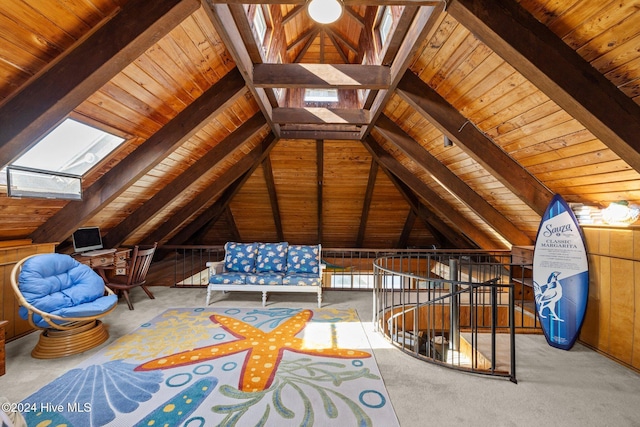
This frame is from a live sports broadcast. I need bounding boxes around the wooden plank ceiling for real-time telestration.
[0,0,639,250]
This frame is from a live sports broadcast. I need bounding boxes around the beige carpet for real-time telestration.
[2,287,640,426]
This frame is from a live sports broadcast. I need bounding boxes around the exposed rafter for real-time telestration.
[263,156,284,241]
[210,0,444,4]
[295,28,321,62]
[254,64,390,89]
[388,176,462,248]
[448,0,640,173]
[356,160,378,248]
[324,27,359,55]
[324,30,351,63]
[30,68,247,244]
[286,27,320,52]
[202,2,279,136]
[157,134,279,245]
[398,210,416,248]
[187,171,254,245]
[273,108,370,125]
[280,129,362,140]
[0,0,200,167]
[342,6,366,28]
[282,4,305,25]
[362,136,503,249]
[361,3,445,139]
[396,70,553,216]
[317,139,324,244]
[375,115,532,246]
[103,113,268,248]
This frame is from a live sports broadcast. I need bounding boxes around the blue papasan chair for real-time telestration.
[10,253,118,359]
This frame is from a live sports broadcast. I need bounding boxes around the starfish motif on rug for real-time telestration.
[135,309,371,392]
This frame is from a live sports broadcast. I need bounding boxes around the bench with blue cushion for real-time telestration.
[206,242,324,307]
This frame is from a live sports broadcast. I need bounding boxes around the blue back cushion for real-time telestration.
[18,254,109,315]
[224,242,258,273]
[256,242,288,273]
[286,245,320,274]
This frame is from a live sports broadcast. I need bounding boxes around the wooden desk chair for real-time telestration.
[96,243,157,310]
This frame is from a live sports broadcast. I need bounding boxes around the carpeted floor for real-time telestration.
[2,287,640,426]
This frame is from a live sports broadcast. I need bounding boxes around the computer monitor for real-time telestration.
[72,226,104,253]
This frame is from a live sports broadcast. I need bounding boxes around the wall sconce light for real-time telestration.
[308,0,343,24]
[443,135,453,147]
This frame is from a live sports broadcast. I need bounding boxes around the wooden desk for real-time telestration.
[73,249,131,275]
[0,320,8,376]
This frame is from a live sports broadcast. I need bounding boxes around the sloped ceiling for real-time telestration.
[0,0,639,251]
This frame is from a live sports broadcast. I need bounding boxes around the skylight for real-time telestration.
[3,118,125,199]
[12,118,125,176]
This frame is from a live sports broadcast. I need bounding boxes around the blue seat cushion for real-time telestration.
[224,242,258,273]
[283,273,321,286]
[255,242,288,273]
[209,272,247,285]
[286,245,320,274]
[17,253,117,327]
[246,272,284,285]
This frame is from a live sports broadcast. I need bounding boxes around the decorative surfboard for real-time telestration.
[532,194,589,350]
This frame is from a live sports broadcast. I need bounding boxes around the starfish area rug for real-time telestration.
[20,307,400,427]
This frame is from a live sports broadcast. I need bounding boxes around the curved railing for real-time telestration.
[373,250,518,383]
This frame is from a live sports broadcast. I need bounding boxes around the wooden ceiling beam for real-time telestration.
[186,171,253,245]
[396,70,553,216]
[282,5,305,25]
[273,107,370,125]
[156,134,279,245]
[448,0,640,173]
[0,0,200,167]
[324,28,359,55]
[317,139,324,244]
[281,123,362,132]
[294,29,320,62]
[103,113,267,248]
[362,136,495,248]
[361,2,444,139]
[380,6,418,66]
[202,2,279,136]
[280,130,361,140]
[253,64,390,89]
[228,4,264,64]
[30,68,246,244]
[286,27,320,52]
[342,6,366,28]
[210,0,444,5]
[356,160,378,248]
[398,209,416,249]
[262,155,284,241]
[324,30,350,64]
[389,178,454,248]
[375,115,532,246]
[224,206,242,243]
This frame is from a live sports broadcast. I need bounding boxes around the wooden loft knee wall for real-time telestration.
[0,240,57,342]
[579,227,640,373]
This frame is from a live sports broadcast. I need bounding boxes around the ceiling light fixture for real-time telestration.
[308,0,343,25]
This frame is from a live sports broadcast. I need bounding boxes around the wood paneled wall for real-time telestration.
[581,226,640,372]
[0,241,56,341]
